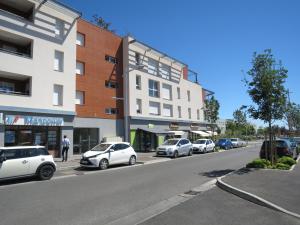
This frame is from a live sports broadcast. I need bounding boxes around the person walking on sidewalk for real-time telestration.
[62,135,70,162]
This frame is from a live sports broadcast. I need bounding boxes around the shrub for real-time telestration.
[246,159,271,168]
[275,163,290,170]
[277,156,296,166]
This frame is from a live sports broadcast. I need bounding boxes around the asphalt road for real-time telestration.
[0,144,260,225]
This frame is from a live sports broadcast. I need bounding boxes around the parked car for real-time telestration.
[192,139,215,153]
[294,137,300,146]
[156,138,193,158]
[216,138,233,150]
[281,137,298,149]
[0,146,56,181]
[230,138,247,148]
[260,139,298,160]
[80,142,137,170]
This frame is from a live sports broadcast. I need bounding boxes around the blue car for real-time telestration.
[216,138,233,150]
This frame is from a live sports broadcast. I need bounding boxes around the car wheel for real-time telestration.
[37,165,55,180]
[129,155,136,165]
[212,147,215,152]
[225,146,229,150]
[99,159,109,170]
[173,151,179,159]
[188,149,193,156]
[203,148,207,153]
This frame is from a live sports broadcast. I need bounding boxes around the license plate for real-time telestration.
[157,152,164,155]
[81,160,88,164]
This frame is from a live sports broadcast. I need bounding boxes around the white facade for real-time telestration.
[123,36,205,141]
[0,0,79,113]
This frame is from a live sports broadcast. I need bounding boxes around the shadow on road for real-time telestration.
[200,169,235,178]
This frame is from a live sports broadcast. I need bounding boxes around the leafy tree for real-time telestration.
[285,102,300,132]
[91,15,115,33]
[204,96,220,140]
[233,108,247,125]
[245,49,288,164]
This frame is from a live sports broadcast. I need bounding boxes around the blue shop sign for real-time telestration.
[5,115,64,126]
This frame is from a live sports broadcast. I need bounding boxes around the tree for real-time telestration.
[245,49,288,164]
[204,96,220,140]
[91,15,115,33]
[285,102,300,132]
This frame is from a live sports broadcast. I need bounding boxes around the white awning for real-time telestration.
[168,131,185,136]
[191,130,210,137]
[206,131,218,136]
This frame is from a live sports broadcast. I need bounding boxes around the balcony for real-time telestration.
[0,31,32,58]
[0,0,34,22]
[0,73,31,96]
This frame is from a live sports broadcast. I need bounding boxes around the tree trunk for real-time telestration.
[269,121,274,165]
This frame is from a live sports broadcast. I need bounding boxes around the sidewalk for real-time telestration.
[221,159,300,215]
[54,152,168,171]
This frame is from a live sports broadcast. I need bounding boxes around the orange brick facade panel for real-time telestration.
[76,19,123,119]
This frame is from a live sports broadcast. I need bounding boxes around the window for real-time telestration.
[105,55,118,64]
[0,81,15,92]
[163,104,173,117]
[177,87,180,99]
[105,81,118,88]
[188,108,191,119]
[54,19,64,38]
[105,108,119,115]
[29,148,49,157]
[178,106,182,118]
[75,91,84,105]
[148,80,159,97]
[76,61,84,75]
[135,52,141,65]
[162,84,172,100]
[148,58,158,75]
[54,50,64,72]
[149,101,160,115]
[112,144,129,151]
[76,33,85,46]
[160,64,171,79]
[136,75,141,90]
[53,84,63,106]
[197,109,200,120]
[136,99,142,114]
[187,90,191,101]
[2,148,28,160]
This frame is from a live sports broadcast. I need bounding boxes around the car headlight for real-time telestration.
[88,154,101,158]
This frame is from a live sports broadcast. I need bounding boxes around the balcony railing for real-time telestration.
[0,47,31,59]
[0,89,30,96]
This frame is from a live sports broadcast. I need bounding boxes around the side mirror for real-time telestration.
[109,149,114,152]
[177,143,181,147]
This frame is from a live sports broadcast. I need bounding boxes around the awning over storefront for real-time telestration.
[206,131,218,136]
[137,128,170,135]
[191,130,210,137]
[168,130,185,136]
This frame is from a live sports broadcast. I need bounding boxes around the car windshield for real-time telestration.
[91,144,111,151]
[163,139,179,146]
[194,140,206,144]
[231,139,238,142]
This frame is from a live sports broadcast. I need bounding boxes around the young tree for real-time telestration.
[245,49,288,164]
[285,102,300,132]
[204,96,220,140]
[91,15,115,33]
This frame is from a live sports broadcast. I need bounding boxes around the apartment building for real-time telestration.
[0,0,80,157]
[123,36,209,151]
[73,19,124,154]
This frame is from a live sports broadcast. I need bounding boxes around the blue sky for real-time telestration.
[61,0,300,127]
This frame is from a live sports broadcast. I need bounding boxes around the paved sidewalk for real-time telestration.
[221,159,300,215]
[54,152,168,170]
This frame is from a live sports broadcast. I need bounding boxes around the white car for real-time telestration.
[80,142,137,170]
[192,139,215,153]
[0,146,56,181]
[156,138,193,158]
[231,138,247,148]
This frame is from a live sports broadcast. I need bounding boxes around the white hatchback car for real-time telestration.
[80,142,137,170]
[0,146,56,181]
[192,139,215,153]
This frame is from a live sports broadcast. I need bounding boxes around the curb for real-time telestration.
[216,177,300,220]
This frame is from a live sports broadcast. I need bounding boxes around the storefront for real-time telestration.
[73,128,99,154]
[0,113,73,157]
[129,118,207,152]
